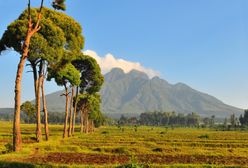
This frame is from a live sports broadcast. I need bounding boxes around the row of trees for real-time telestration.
[0,0,104,151]
[118,110,248,128]
[118,112,201,127]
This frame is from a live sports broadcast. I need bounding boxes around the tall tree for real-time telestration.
[71,54,104,134]
[48,58,80,138]
[0,0,45,151]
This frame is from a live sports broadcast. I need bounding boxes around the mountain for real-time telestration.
[33,68,241,118]
[0,68,242,118]
[101,68,242,118]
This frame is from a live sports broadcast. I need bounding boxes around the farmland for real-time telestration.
[0,121,248,167]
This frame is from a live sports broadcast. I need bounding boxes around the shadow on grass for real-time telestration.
[0,161,60,168]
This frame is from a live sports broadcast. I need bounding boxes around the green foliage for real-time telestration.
[120,111,200,127]
[239,109,248,126]
[21,101,36,123]
[77,93,105,128]
[0,7,84,63]
[56,63,80,87]
[72,54,104,94]
[3,143,13,154]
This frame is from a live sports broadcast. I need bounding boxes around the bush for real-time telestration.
[152,147,163,152]
[101,131,109,134]
[198,134,209,139]
[2,143,13,154]
[93,147,103,152]
[112,147,129,155]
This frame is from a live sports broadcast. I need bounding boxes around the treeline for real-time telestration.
[117,110,248,129]
[118,112,200,127]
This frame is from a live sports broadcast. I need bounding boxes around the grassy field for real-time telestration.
[0,121,248,167]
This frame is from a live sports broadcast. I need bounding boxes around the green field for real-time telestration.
[0,121,248,168]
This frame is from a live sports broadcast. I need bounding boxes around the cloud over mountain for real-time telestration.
[84,50,160,78]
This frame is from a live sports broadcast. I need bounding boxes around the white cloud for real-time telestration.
[84,50,160,78]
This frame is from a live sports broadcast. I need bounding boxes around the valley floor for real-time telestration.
[0,121,248,167]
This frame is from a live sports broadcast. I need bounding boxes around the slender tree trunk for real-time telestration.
[36,62,43,142]
[85,111,89,134]
[13,0,43,151]
[13,56,27,151]
[68,86,74,137]
[31,61,42,142]
[85,112,89,134]
[41,66,49,141]
[63,85,69,138]
[72,86,79,135]
[80,110,84,133]
[91,120,94,132]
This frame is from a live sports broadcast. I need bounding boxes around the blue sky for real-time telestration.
[1,0,248,108]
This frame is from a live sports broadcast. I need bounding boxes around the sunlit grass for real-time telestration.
[0,121,248,167]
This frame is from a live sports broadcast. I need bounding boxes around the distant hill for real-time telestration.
[0,68,243,118]
[0,108,13,114]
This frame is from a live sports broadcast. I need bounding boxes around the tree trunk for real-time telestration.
[72,86,79,135]
[80,110,84,133]
[63,86,69,138]
[68,86,74,137]
[41,69,49,141]
[91,120,94,132]
[13,56,27,151]
[84,111,89,134]
[13,0,43,151]
[36,62,42,142]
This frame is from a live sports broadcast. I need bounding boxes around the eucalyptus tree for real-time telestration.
[48,54,80,138]
[0,0,46,151]
[71,54,104,134]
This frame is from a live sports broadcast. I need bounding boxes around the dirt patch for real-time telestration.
[25,153,248,165]
[26,152,130,164]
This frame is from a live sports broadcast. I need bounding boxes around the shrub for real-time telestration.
[101,131,109,134]
[152,147,163,152]
[93,147,103,152]
[112,147,129,155]
[3,143,13,153]
[198,134,209,139]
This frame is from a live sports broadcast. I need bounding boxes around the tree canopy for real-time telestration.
[72,54,104,94]
[0,7,84,62]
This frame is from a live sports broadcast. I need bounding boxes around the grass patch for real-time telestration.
[0,161,57,168]
[0,122,248,167]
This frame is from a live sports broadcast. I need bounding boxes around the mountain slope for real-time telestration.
[4,68,240,118]
[101,68,242,118]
